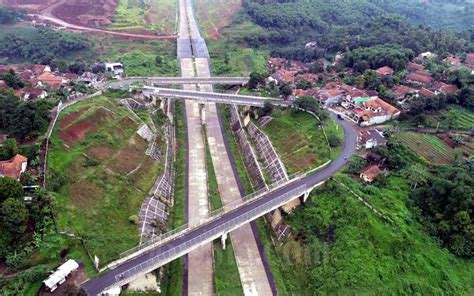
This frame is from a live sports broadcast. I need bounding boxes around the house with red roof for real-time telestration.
[0,154,28,181]
[38,72,67,88]
[418,88,436,98]
[466,53,474,66]
[435,82,459,95]
[350,97,400,126]
[376,66,394,77]
[360,165,381,183]
[391,85,416,100]
[408,62,424,72]
[406,73,433,85]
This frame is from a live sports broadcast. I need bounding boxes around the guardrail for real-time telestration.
[119,173,303,260]
[110,184,307,289]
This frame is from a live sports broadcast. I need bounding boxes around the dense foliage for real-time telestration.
[0,28,89,64]
[241,1,473,61]
[0,91,54,140]
[412,164,473,258]
[343,45,414,73]
[0,5,25,24]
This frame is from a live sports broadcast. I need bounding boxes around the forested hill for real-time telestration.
[382,0,474,31]
[241,0,474,61]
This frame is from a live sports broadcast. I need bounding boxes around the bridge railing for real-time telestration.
[112,184,307,288]
[119,173,304,259]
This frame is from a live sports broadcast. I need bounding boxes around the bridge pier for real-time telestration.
[221,232,228,250]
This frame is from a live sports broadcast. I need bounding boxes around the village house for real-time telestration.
[418,88,436,98]
[358,128,386,149]
[406,72,433,85]
[376,66,395,77]
[466,53,474,66]
[408,62,424,72]
[444,55,462,66]
[43,259,79,292]
[105,62,124,77]
[435,82,459,95]
[359,164,381,183]
[80,72,99,86]
[38,72,67,88]
[0,154,28,181]
[391,85,416,100]
[350,97,401,126]
[21,87,48,100]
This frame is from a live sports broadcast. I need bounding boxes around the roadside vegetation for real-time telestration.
[47,95,164,264]
[160,101,185,296]
[262,108,343,174]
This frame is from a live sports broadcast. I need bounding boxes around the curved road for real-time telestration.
[81,112,357,295]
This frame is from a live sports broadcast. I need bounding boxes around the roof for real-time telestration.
[436,82,459,95]
[38,72,64,88]
[32,65,47,76]
[43,259,79,289]
[408,62,424,71]
[406,73,432,84]
[354,97,373,107]
[0,154,28,180]
[376,66,394,76]
[359,128,386,146]
[359,165,381,180]
[64,73,79,80]
[418,88,436,98]
[392,85,416,97]
[466,53,474,65]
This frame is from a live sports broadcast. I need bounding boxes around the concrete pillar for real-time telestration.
[221,232,228,250]
[303,191,310,203]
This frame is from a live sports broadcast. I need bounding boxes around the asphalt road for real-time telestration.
[80,112,357,295]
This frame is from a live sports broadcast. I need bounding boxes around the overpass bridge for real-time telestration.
[80,113,358,295]
[140,86,289,107]
[108,76,249,88]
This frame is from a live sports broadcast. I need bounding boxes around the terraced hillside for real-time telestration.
[47,95,164,263]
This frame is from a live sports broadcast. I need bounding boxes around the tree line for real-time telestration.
[0,90,54,140]
[0,27,90,64]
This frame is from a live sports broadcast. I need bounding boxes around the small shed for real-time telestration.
[43,259,79,292]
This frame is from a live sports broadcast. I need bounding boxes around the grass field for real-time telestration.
[277,175,474,294]
[397,131,460,165]
[263,110,343,175]
[86,35,178,77]
[47,95,164,264]
[109,0,177,34]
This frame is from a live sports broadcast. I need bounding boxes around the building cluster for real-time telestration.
[266,51,470,126]
[0,62,125,101]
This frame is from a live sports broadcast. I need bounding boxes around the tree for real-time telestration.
[0,177,24,203]
[247,72,267,89]
[1,70,24,90]
[155,55,163,65]
[294,96,319,113]
[280,83,293,97]
[327,134,341,148]
[257,101,273,117]
[1,198,29,235]
[0,139,18,160]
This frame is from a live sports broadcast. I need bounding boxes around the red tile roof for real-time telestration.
[418,88,436,98]
[436,82,459,95]
[406,73,432,84]
[0,154,28,180]
[408,62,424,71]
[376,66,394,76]
[392,85,416,97]
[360,165,381,182]
[38,72,64,88]
[466,53,474,65]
